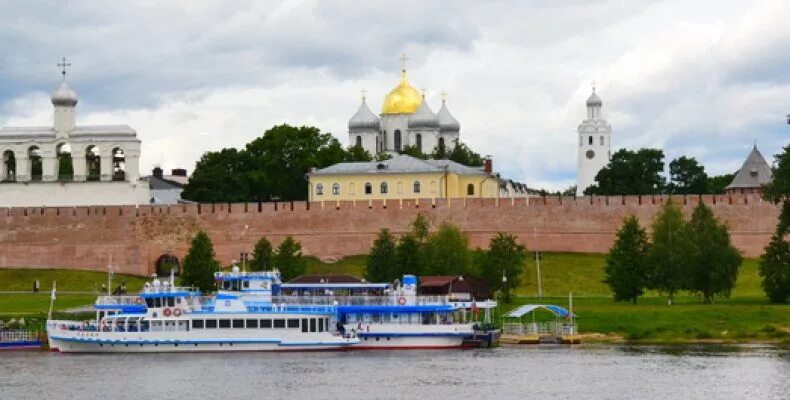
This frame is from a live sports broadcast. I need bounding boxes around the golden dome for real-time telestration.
[381,70,422,114]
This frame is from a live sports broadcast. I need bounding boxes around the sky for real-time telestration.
[0,0,788,190]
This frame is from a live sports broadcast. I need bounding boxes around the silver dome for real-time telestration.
[348,98,380,131]
[407,97,439,129]
[436,99,460,132]
[586,91,602,106]
[51,81,78,107]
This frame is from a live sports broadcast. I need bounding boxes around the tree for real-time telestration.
[274,236,306,281]
[181,148,250,202]
[366,229,397,282]
[400,145,429,159]
[181,231,220,293]
[687,203,742,303]
[646,200,694,303]
[410,213,430,243]
[394,234,423,278]
[585,148,666,195]
[423,223,471,276]
[668,156,708,194]
[432,140,448,159]
[345,145,373,162]
[759,144,790,303]
[603,215,650,303]
[480,233,527,303]
[707,173,734,194]
[249,237,273,272]
[448,141,484,166]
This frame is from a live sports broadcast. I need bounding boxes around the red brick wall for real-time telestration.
[0,195,780,276]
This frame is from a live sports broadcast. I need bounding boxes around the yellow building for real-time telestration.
[307,154,499,202]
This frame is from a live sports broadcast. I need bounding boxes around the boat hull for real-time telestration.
[48,335,357,353]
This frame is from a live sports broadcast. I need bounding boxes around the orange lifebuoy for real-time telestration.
[397,297,407,305]
[163,308,172,317]
[173,308,182,317]
[135,298,143,305]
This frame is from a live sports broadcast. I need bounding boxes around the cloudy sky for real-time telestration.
[1,0,788,190]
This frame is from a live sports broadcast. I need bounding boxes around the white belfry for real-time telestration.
[576,88,612,196]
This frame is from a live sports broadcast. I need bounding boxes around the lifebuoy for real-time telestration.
[397,297,407,305]
[173,308,182,317]
[135,298,143,305]
[163,308,172,317]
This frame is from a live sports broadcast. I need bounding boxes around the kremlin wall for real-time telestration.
[0,194,780,276]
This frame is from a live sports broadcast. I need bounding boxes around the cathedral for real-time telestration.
[0,62,149,207]
[348,61,460,156]
[576,88,612,196]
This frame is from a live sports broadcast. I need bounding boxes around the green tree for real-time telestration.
[181,231,221,293]
[603,215,650,303]
[480,233,527,303]
[448,141,484,166]
[366,229,397,282]
[410,213,430,243]
[400,145,429,159]
[759,145,790,303]
[432,140,448,159]
[249,236,273,272]
[687,203,742,302]
[394,234,423,278]
[345,145,373,162]
[585,148,666,195]
[646,200,694,304]
[707,173,734,194]
[668,156,708,194]
[181,148,250,202]
[274,236,306,281]
[423,222,471,276]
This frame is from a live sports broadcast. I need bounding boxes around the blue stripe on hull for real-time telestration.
[49,336,355,347]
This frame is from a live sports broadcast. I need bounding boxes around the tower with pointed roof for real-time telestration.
[725,145,773,195]
[576,87,612,196]
[348,56,460,156]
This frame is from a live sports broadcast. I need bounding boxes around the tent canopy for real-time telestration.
[504,304,576,318]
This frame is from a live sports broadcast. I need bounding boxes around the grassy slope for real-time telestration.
[1,255,787,343]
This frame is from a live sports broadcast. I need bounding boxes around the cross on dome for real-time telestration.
[400,53,409,72]
[57,57,71,81]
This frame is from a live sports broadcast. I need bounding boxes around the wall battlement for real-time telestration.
[0,194,779,276]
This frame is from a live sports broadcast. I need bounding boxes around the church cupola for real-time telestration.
[586,89,602,120]
[52,57,78,135]
[436,97,460,132]
[348,97,380,131]
[51,81,79,107]
[407,95,439,129]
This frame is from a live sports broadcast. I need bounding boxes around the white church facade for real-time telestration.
[348,61,461,156]
[0,67,149,207]
[576,89,612,196]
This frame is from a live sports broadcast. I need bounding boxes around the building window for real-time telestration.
[438,137,446,152]
[332,183,340,195]
[588,136,593,145]
[365,182,372,195]
[600,136,604,146]
[349,182,356,195]
[2,150,16,182]
[355,135,362,148]
[380,182,388,194]
[111,147,126,181]
[394,130,402,151]
[316,183,324,196]
[415,133,422,152]
[28,146,42,181]
[397,181,403,194]
[467,183,475,196]
[413,181,421,194]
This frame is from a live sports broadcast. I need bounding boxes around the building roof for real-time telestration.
[0,125,137,141]
[726,145,773,189]
[407,96,439,129]
[586,90,602,106]
[142,175,184,190]
[51,81,78,107]
[288,274,363,284]
[309,154,487,176]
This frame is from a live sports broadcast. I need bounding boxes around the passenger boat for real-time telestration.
[46,270,359,353]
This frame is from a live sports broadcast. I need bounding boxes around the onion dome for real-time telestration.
[407,96,439,129]
[51,81,78,107]
[586,90,602,106]
[436,98,460,132]
[348,97,380,131]
[382,70,422,114]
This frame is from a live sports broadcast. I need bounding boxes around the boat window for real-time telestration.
[205,319,217,329]
[145,298,154,308]
[222,281,231,290]
[243,281,250,289]
[176,297,182,305]
[167,297,175,307]
[261,319,272,328]
[154,298,162,308]
[372,314,380,323]
[246,319,258,329]
[287,319,299,329]
[273,319,285,329]
[192,319,204,329]
[232,319,244,328]
[310,319,317,333]
[301,318,309,333]
[219,319,231,328]
[318,318,325,332]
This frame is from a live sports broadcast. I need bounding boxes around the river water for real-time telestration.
[1,345,787,399]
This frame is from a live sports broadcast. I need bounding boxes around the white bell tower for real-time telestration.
[576,86,612,196]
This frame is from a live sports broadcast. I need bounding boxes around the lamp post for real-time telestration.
[239,252,250,272]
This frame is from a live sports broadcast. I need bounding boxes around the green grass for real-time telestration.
[0,268,149,292]
[304,255,367,277]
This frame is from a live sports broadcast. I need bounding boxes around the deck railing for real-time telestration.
[95,295,141,306]
[0,330,40,342]
[270,295,449,306]
[503,322,578,336]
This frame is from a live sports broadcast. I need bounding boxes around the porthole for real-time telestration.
[586,150,595,159]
